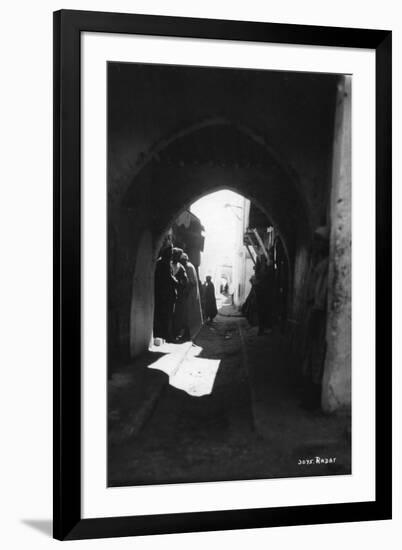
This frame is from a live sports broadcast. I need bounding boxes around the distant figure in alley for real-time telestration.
[203,276,218,323]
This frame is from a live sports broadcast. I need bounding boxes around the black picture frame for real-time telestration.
[53,9,392,541]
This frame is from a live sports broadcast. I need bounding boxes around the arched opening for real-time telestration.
[153,189,290,344]
[121,120,311,360]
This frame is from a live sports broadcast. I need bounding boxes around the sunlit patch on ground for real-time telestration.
[147,342,221,397]
[170,356,221,397]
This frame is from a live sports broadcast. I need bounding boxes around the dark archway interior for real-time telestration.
[124,121,311,264]
[120,121,312,349]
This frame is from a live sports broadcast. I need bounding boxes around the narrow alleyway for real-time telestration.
[108,308,351,487]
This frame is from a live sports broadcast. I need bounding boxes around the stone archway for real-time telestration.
[118,120,312,361]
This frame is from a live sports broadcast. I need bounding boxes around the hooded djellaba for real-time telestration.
[171,247,189,340]
[180,253,203,340]
[202,275,218,323]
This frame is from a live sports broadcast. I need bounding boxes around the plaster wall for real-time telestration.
[322,76,352,412]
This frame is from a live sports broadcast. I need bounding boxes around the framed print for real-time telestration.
[53,9,392,540]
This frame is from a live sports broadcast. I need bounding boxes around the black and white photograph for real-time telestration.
[107,62,352,487]
[0,0,396,545]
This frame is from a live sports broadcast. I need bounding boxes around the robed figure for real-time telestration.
[153,244,177,341]
[254,254,275,335]
[171,248,189,340]
[180,253,203,339]
[202,276,218,322]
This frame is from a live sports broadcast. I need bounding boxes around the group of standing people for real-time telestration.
[153,245,203,343]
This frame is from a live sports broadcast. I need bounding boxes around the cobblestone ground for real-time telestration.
[108,312,351,487]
